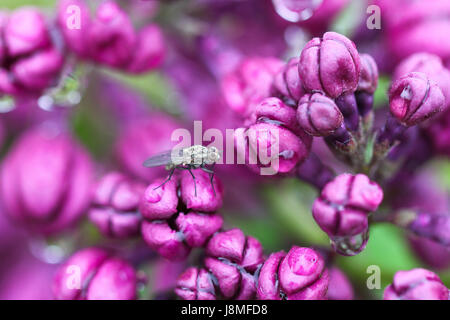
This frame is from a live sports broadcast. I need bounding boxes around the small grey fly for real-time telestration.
[143,145,221,196]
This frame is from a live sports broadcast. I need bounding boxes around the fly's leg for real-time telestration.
[187,167,197,197]
[201,166,216,197]
[153,167,175,190]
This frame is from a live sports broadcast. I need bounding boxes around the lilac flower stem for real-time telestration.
[296,153,334,190]
[377,116,407,147]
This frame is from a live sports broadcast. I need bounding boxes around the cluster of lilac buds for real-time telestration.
[312,174,384,256]
[53,247,138,300]
[3,0,450,303]
[140,170,223,260]
[176,228,264,300]
[89,172,146,238]
[0,8,64,96]
[58,0,165,72]
[384,268,449,300]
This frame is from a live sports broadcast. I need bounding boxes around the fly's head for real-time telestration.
[206,146,221,165]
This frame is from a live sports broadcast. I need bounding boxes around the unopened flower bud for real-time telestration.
[257,246,329,300]
[297,93,343,136]
[389,72,445,126]
[312,173,383,255]
[53,248,137,300]
[328,267,354,300]
[384,268,449,300]
[299,32,361,98]
[393,53,450,110]
[89,172,146,238]
[271,57,305,102]
[0,126,93,235]
[221,57,284,116]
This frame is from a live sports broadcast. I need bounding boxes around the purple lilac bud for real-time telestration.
[126,24,165,73]
[297,93,343,136]
[384,268,449,300]
[0,126,93,235]
[257,246,329,300]
[58,0,165,72]
[389,72,445,127]
[357,53,378,95]
[312,174,383,255]
[403,212,450,247]
[327,267,354,300]
[53,248,137,300]
[88,1,136,68]
[355,54,378,117]
[89,172,146,238]
[221,57,284,117]
[176,228,264,300]
[299,32,361,99]
[393,53,450,110]
[0,8,64,94]
[140,171,224,261]
[235,97,312,174]
[204,229,264,299]
[271,57,305,103]
[426,108,450,156]
[377,0,450,62]
[115,116,181,182]
[175,267,216,300]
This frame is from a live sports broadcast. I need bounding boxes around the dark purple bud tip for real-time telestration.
[257,247,329,300]
[389,72,445,126]
[299,32,361,98]
[297,93,344,136]
[357,53,378,94]
[205,229,264,299]
[89,172,145,238]
[53,248,137,300]
[312,174,383,255]
[384,268,449,300]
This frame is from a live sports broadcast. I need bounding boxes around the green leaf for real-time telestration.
[101,69,181,116]
[336,224,423,299]
[330,0,365,37]
[373,75,390,109]
[261,178,329,246]
[2,0,55,9]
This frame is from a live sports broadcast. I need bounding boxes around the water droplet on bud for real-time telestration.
[272,0,323,22]
[330,229,369,256]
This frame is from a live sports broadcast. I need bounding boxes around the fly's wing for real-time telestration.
[142,149,184,167]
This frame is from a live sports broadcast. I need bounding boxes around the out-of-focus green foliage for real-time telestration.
[262,178,329,246]
[1,0,55,9]
[103,70,181,116]
[337,224,423,299]
[331,0,366,37]
[374,75,390,109]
